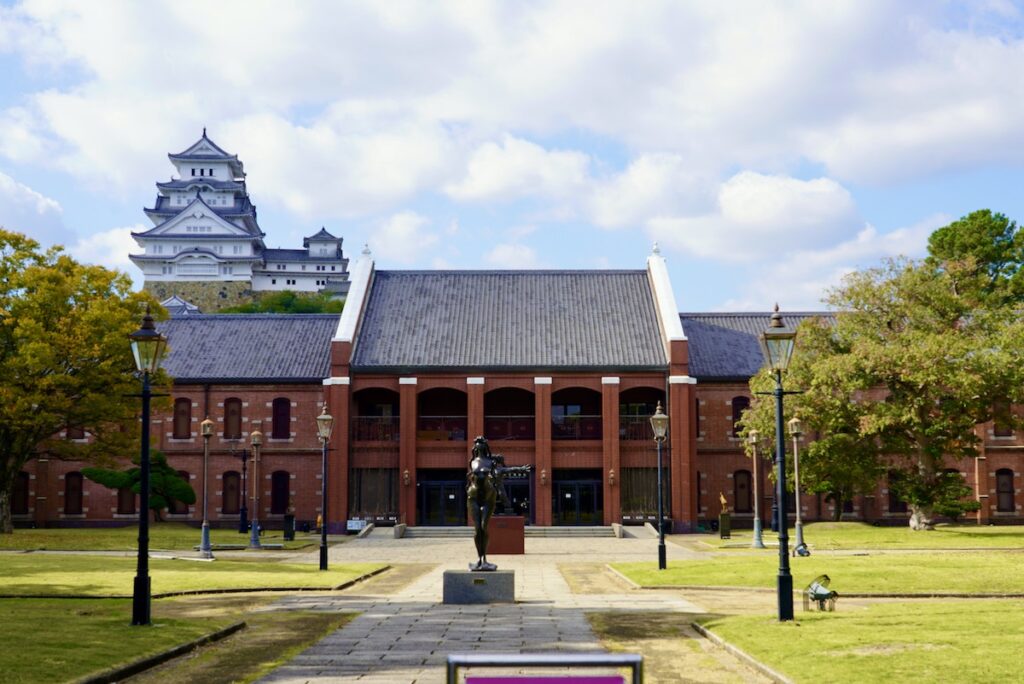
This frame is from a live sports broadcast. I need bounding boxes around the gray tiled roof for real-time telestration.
[352,270,667,371]
[159,314,340,382]
[263,248,347,264]
[680,312,834,380]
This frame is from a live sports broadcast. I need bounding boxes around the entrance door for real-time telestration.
[504,482,533,523]
[554,481,603,525]
[419,481,467,526]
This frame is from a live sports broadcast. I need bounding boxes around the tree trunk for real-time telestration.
[0,488,12,534]
[909,504,935,530]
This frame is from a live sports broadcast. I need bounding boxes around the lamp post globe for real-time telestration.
[316,405,334,571]
[649,401,669,570]
[249,427,263,549]
[128,306,167,626]
[748,430,766,549]
[760,304,797,622]
[199,417,215,559]
[788,416,809,556]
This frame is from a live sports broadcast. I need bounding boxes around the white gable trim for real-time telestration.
[142,197,251,237]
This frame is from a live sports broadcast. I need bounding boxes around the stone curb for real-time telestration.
[691,622,793,684]
[0,565,391,600]
[74,620,246,684]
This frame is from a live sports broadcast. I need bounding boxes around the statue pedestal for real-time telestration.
[487,515,525,554]
[443,570,515,604]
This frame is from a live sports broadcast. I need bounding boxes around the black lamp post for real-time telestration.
[759,304,798,621]
[249,426,263,549]
[316,406,334,571]
[237,445,249,534]
[199,416,214,559]
[748,430,766,549]
[789,416,809,556]
[649,401,669,570]
[129,307,168,626]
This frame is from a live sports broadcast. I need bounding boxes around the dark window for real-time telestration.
[224,398,242,439]
[994,401,1014,437]
[191,168,195,176]
[731,396,750,437]
[117,486,136,515]
[888,471,908,513]
[65,472,83,515]
[170,471,190,514]
[12,472,30,515]
[996,469,1015,513]
[734,470,752,513]
[173,398,192,439]
[223,471,241,514]
[66,425,85,440]
[842,498,854,514]
[271,471,290,514]
[272,398,291,439]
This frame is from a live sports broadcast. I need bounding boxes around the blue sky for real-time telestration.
[2,1,1024,311]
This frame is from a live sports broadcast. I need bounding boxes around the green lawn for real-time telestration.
[0,598,237,684]
[0,524,317,551]
[614,551,1024,594]
[0,555,386,596]
[705,522,1024,550]
[700,601,1024,683]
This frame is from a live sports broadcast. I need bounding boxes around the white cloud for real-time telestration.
[68,225,142,283]
[445,135,590,202]
[484,243,543,269]
[589,153,713,229]
[370,211,438,264]
[0,170,68,245]
[722,214,945,311]
[647,171,860,262]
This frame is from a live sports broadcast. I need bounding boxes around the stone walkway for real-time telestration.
[257,534,751,683]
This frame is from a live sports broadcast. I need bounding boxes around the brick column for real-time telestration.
[399,378,418,525]
[534,378,553,526]
[601,378,621,525]
[34,457,50,527]
[668,376,698,531]
[467,377,485,441]
[326,379,350,532]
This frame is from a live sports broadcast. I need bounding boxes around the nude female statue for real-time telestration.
[467,436,531,571]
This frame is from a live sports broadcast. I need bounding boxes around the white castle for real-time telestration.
[129,130,349,309]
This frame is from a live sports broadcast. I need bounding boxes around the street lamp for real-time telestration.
[128,306,168,626]
[199,416,214,559]
[759,304,798,621]
[249,426,263,549]
[235,444,249,534]
[748,430,765,549]
[316,406,334,571]
[788,416,810,557]
[649,401,669,570]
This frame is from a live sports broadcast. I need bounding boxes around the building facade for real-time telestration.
[130,130,350,311]
[12,250,1023,530]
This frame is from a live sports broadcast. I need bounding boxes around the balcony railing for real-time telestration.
[620,415,654,441]
[352,416,400,442]
[484,415,535,440]
[552,415,602,440]
[417,416,468,441]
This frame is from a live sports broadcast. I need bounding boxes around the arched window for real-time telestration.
[888,471,908,514]
[170,471,190,514]
[994,400,1013,437]
[270,471,290,515]
[731,397,750,437]
[117,486,136,515]
[224,398,242,439]
[65,472,83,515]
[222,471,241,514]
[272,398,291,439]
[12,472,30,515]
[734,470,752,513]
[996,469,1015,513]
[66,425,85,440]
[173,398,192,439]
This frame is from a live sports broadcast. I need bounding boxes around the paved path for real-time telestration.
[258,534,743,683]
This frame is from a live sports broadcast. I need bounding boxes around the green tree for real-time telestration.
[742,258,1024,530]
[0,229,162,533]
[83,451,195,522]
[927,209,1023,302]
[220,290,345,313]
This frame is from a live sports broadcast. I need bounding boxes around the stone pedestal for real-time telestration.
[443,570,515,604]
[488,515,525,554]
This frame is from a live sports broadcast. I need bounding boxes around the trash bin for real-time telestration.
[719,512,731,539]
[283,513,295,541]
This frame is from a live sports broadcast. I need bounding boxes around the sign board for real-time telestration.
[467,678,624,683]
[346,519,367,531]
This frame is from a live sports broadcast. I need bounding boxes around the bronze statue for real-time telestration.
[467,436,531,571]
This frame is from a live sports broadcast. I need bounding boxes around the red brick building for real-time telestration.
[12,251,1022,530]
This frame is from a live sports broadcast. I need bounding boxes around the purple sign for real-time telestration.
[467,677,624,684]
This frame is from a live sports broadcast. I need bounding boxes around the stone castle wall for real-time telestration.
[144,281,254,312]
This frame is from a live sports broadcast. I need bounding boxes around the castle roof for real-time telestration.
[351,270,667,372]
[168,129,244,177]
[304,227,340,247]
